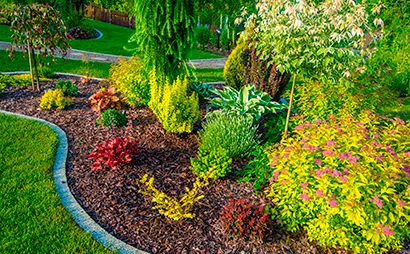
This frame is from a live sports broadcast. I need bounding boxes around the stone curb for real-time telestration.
[0,110,148,254]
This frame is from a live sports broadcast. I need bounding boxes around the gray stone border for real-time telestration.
[0,110,147,254]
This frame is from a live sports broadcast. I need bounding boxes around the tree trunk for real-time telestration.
[31,49,40,91]
[284,73,297,137]
[27,42,35,90]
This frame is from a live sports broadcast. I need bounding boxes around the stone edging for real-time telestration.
[0,110,147,254]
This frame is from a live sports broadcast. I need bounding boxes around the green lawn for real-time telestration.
[0,20,223,60]
[0,113,110,254]
[0,49,224,82]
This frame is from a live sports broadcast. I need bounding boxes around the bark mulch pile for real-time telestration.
[1,76,347,254]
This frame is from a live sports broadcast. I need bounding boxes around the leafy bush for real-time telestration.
[110,57,150,107]
[0,74,50,88]
[199,112,258,158]
[139,172,211,221]
[40,89,72,110]
[88,137,139,171]
[224,33,246,90]
[220,198,272,240]
[364,25,410,96]
[89,87,125,114]
[194,26,215,49]
[267,112,410,253]
[38,66,55,79]
[96,109,127,127]
[262,111,288,145]
[220,27,232,50]
[55,80,78,97]
[190,82,213,101]
[210,84,283,122]
[148,70,200,134]
[190,147,232,179]
[238,146,271,191]
[0,83,5,94]
[291,80,390,125]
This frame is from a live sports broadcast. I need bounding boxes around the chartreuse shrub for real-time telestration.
[199,111,258,158]
[267,111,410,253]
[40,89,72,110]
[148,69,200,134]
[190,147,232,179]
[55,80,78,97]
[224,33,246,90]
[291,80,390,125]
[110,57,150,107]
[139,170,213,221]
[96,109,127,127]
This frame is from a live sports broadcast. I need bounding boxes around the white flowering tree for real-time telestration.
[242,0,384,135]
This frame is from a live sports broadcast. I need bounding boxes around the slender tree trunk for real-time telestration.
[27,42,35,90]
[284,73,297,137]
[31,49,40,91]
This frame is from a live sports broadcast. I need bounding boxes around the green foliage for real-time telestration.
[0,1,14,24]
[0,74,31,87]
[148,69,200,134]
[267,112,410,253]
[262,111,288,145]
[291,80,391,125]
[110,57,150,107]
[210,84,283,122]
[194,25,215,49]
[131,0,195,80]
[224,33,245,90]
[55,80,78,97]
[364,25,410,96]
[96,109,127,127]
[191,147,232,179]
[243,0,381,82]
[199,111,258,158]
[190,81,213,101]
[139,172,211,221]
[220,27,232,50]
[40,89,72,110]
[237,145,271,191]
[38,65,55,79]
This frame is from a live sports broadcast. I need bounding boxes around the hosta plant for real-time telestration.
[209,84,283,122]
[88,137,139,171]
[55,80,78,97]
[220,198,272,240]
[40,89,72,110]
[89,87,125,114]
[190,146,232,179]
[267,111,410,253]
[190,82,213,101]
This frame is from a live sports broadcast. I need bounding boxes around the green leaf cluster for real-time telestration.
[96,109,127,127]
[39,89,72,110]
[210,84,283,122]
[55,80,78,97]
[148,69,200,134]
[191,147,232,179]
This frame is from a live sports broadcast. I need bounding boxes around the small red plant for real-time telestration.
[88,137,139,171]
[220,198,272,240]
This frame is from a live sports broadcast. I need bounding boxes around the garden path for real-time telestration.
[0,41,226,69]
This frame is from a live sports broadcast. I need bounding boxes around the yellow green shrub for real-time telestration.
[40,89,72,110]
[148,69,200,134]
[267,111,410,253]
[139,172,211,221]
[110,57,150,107]
[224,33,246,90]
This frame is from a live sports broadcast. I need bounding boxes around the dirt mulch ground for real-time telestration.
[1,76,346,254]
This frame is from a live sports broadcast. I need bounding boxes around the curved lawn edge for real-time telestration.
[0,110,148,254]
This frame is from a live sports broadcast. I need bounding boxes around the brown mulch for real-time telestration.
[0,76,341,254]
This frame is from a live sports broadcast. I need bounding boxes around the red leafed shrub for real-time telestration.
[88,137,139,171]
[220,198,272,240]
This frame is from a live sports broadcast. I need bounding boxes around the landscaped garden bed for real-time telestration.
[0,76,333,253]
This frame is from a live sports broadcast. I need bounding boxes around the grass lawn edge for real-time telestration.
[0,110,146,254]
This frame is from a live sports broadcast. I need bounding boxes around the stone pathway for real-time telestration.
[0,41,226,69]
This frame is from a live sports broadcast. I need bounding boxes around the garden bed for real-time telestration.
[0,76,338,254]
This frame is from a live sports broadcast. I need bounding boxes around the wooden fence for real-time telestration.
[84,4,135,29]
